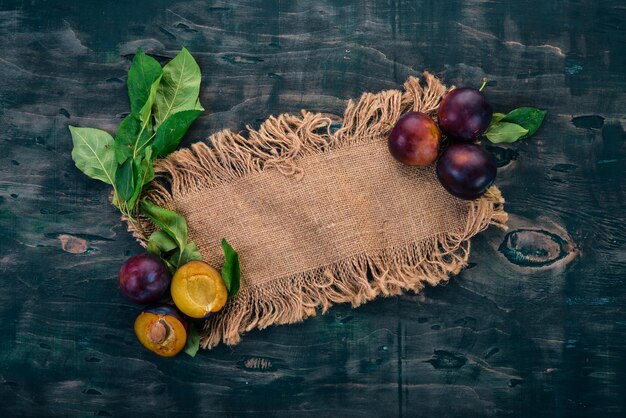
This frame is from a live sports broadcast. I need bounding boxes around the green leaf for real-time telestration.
[183,322,200,357]
[152,109,202,157]
[124,146,154,208]
[147,230,178,256]
[69,126,117,185]
[139,146,155,186]
[174,242,203,268]
[114,115,136,164]
[501,107,546,138]
[491,112,506,124]
[220,239,240,298]
[114,113,154,164]
[153,47,204,127]
[140,76,162,123]
[485,122,529,143]
[146,242,160,257]
[163,259,176,274]
[141,201,188,250]
[116,146,154,211]
[115,157,138,202]
[128,49,163,122]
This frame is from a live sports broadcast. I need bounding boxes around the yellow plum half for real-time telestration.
[134,305,187,357]
[171,261,228,318]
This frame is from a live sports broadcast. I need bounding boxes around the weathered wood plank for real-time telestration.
[1,0,625,416]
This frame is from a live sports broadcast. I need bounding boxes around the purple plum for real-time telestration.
[436,143,497,200]
[438,88,493,141]
[119,254,171,304]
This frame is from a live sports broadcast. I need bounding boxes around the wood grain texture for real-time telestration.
[0,0,624,416]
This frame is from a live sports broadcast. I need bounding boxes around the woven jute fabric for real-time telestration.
[127,73,508,349]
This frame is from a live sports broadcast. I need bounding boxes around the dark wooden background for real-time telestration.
[1,0,624,416]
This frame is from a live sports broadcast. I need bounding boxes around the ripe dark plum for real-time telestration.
[388,112,441,166]
[119,254,171,304]
[438,88,493,141]
[436,143,497,200]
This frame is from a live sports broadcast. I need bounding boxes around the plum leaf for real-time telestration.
[114,113,154,164]
[69,126,117,185]
[115,157,138,203]
[153,47,204,128]
[138,146,155,187]
[221,239,241,298]
[490,112,506,124]
[152,109,202,157]
[147,230,178,256]
[183,322,200,357]
[141,201,188,250]
[484,122,528,143]
[128,49,163,122]
[173,242,203,269]
[501,107,546,138]
[142,201,204,271]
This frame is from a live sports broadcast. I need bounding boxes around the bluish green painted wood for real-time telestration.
[0,1,624,416]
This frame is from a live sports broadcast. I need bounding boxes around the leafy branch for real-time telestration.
[69,47,203,226]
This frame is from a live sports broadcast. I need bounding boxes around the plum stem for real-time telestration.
[479,78,488,92]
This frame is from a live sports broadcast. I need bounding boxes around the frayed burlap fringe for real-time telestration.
[126,73,508,349]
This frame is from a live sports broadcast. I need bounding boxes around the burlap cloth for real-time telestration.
[128,73,508,349]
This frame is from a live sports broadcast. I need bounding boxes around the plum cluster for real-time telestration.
[387,86,496,200]
[119,254,228,357]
